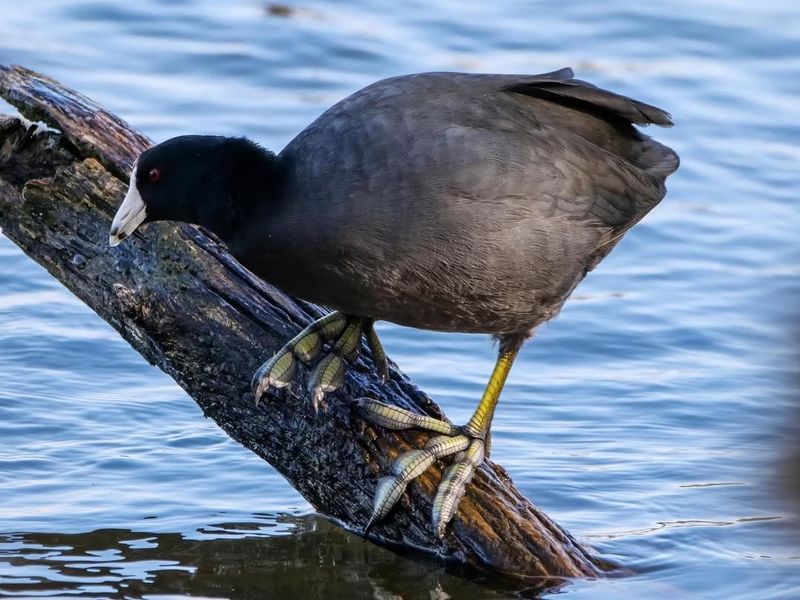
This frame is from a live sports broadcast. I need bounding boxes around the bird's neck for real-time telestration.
[202,143,287,244]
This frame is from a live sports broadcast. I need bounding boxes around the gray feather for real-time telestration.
[233,70,679,338]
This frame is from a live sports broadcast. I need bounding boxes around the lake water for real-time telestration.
[1,1,799,598]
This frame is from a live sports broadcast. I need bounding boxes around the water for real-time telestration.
[1,0,799,597]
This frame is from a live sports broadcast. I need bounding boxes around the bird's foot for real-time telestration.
[252,312,389,411]
[356,398,488,538]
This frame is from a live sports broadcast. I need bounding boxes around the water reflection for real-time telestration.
[0,515,565,599]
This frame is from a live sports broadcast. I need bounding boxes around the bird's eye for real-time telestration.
[148,168,161,183]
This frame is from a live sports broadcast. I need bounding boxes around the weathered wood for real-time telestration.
[0,65,604,580]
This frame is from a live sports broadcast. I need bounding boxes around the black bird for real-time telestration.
[109,68,678,537]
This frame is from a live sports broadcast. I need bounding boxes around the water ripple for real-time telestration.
[1,0,799,598]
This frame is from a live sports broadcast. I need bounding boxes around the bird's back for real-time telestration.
[240,69,678,335]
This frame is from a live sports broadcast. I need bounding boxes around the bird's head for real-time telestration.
[109,135,281,246]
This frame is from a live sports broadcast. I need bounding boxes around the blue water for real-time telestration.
[1,1,799,598]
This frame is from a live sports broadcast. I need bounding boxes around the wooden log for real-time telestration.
[0,65,603,580]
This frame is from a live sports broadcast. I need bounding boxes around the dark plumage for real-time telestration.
[110,68,679,536]
[115,68,678,344]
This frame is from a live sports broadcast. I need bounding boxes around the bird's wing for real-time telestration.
[279,70,678,240]
[501,67,674,127]
[264,71,680,321]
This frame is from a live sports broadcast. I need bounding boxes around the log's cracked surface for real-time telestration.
[0,64,604,580]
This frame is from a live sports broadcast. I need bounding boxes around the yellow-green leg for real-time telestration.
[432,346,518,536]
[359,342,521,537]
[252,312,389,411]
[463,346,517,438]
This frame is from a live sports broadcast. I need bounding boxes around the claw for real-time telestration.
[363,346,520,538]
[369,473,414,525]
[307,318,364,410]
[252,313,393,416]
[432,439,484,538]
[251,349,296,404]
[251,311,347,403]
[367,435,469,530]
[365,475,406,535]
[308,353,346,412]
[252,343,299,403]
[354,398,458,435]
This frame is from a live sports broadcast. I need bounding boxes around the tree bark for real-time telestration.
[0,65,603,580]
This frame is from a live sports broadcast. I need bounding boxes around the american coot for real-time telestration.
[109,68,678,538]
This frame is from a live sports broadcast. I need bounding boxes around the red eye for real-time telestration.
[148,168,161,183]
